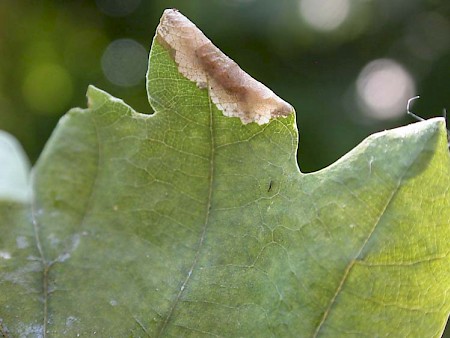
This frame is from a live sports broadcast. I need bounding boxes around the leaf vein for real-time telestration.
[157,84,216,336]
[313,155,421,337]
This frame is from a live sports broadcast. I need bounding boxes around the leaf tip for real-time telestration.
[86,85,109,110]
[155,9,294,125]
[85,85,137,116]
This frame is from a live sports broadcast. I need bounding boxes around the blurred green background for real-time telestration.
[0,0,449,172]
[0,0,449,335]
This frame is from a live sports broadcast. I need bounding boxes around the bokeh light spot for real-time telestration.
[356,59,415,120]
[22,63,73,115]
[101,38,147,87]
[95,0,141,17]
[299,0,350,32]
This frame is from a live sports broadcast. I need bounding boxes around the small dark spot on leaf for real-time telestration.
[268,180,273,192]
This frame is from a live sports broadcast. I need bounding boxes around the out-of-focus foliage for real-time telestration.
[0,0,449,171]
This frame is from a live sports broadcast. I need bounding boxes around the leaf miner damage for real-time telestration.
[156,9,293,125]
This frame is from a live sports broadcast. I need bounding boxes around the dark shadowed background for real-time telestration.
[0,0,449,333]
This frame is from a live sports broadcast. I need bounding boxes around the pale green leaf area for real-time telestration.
[1,12,450,338]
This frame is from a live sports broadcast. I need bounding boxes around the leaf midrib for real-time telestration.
[156,88,216,337]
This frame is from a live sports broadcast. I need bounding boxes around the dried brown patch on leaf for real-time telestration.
[156,9,293,125]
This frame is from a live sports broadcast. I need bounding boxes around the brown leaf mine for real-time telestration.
[156,9,294,125]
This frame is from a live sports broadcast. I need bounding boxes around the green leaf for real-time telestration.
[1,9,450,337]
